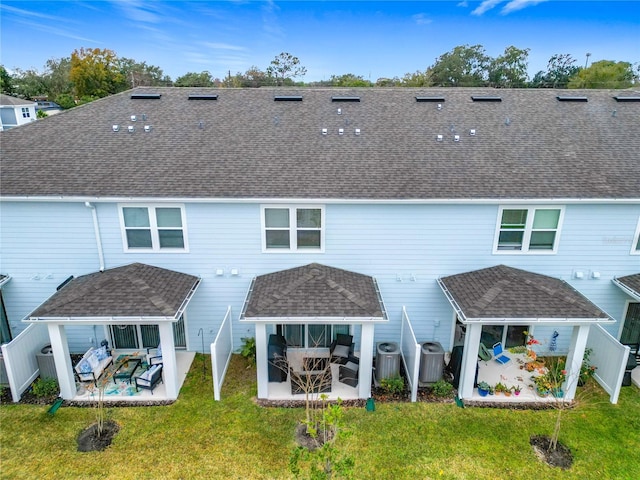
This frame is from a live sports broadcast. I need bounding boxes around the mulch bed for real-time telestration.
[530,434,574,469]
[77,420,120,452]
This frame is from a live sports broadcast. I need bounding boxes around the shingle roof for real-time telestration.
[1,87,639,200]
[28,263,200,319]
[438,265,610,321]
[614,273,640,298]
[243,263,384,318]
[0,94,35,107]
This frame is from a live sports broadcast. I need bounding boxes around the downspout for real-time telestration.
[84,202,105,272]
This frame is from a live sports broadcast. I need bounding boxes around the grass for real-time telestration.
[1,354,639,479]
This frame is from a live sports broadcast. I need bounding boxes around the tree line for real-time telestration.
[1,45,637,110]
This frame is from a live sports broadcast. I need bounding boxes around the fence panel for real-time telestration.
[211,306,234,401]
[400,307,421,402]
[1,323,50,402]
[587,324,629,404]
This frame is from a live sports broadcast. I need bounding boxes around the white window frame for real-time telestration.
[281,324,351,348]
[21,107,30,118]
[118,204,189,253]
[261,205,325,253]
[631,217,640,255]
[493,206,564,254]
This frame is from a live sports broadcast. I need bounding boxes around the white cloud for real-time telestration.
[501,0,549,14]
[200,42,247,52]
[457,1,469,7]
[471,0,504,16]
[413,13,433,26]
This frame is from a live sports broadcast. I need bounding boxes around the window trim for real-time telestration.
[261,205,325,253]
[118,204,189,253]
[631,217,640,255]
[492,206,564,254]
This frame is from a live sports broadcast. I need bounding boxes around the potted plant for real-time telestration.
[477,381,491,397]
[494,382,507,395]
[513,384,522,396]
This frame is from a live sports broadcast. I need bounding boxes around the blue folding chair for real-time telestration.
[493,342,511,364]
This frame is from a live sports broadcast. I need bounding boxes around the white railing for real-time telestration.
[1,323,50,402]
[400,307,421,402]
[587,324,630,404]
[211,306,234,401]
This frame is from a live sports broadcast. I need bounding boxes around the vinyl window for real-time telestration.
[262,206,324,252]
[494,207,563,253]
[119,205,187,252]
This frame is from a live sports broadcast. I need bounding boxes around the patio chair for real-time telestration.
[134,364,163,394]
[338,355,359,388]
[492,342,511,364]
[146,344,163,367]
[330,334,354,364]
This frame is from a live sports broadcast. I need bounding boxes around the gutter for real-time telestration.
[84,202,105,271]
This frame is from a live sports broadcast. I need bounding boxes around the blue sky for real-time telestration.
[1,1,638,82]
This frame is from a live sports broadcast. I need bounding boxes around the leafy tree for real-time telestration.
[237,66,273,88]
[328,73,373,87]
[54,93,76,109]
[375,77,402,87]
[70,48,124,98]
[488,46,530,88]
[568,60,635,89]
[0,65,15,95]
[531,54,580,88]
[399,70,431,87]
[44,57,73,100]
[174,71,216,87]
[266,52,307,86]
[11,68,49,99]
[426,44,489,87]
[118,58,170,88]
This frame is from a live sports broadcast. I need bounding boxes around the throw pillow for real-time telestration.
[87,352,100,370]
[78,359,92,374]
[95,345,108,361]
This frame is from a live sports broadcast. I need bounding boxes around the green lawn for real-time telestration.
[1,354,639,479]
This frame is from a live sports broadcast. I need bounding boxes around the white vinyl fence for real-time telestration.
[1,323,50,402]
[400,307,421,402]
[587,324,630,404]
[211,306,234,401]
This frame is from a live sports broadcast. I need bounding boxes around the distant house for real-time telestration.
[0,94,36,131]
[35,100,63,116]
[0,87,638,402]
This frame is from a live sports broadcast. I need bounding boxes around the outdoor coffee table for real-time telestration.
[112,357,141,384]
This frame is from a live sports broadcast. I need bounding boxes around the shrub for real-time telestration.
[431,379,454,397]
[32,377,59,398]
[240,337,256,367]
[380,376,404,395]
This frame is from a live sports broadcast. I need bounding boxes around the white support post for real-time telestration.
[255,324,268,399]
[158,322,178,399]
[359,323,375,399]
[48,324,76,400]
[564,325,590,401]
[459,323,482,400]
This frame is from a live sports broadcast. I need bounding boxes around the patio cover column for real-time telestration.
[48,323,76,400]
[564,324,590,401]
[359,323,375,399]
[255,323,268,399]
[158,322,178,399]
[459,323,482,400]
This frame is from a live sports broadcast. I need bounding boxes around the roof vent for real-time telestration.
[144,125,152,133]
[274,95,302,101]
[130,115,137,122]
[437,103,443,111]
[415,96,445,102]
[471,96,502,102]
[613,96,640,102]
[331,96,360,102]
[556,96,588,102]
[128,126,135,133]
[355,128,361,136]
[112,125,119,132]
[322,128,328,135]
[188,94,218,100]
[198,121,204,130]
[130,93,161,100]
[453,135,460,142]
[338,128,344,135]
[337,108,342,115]
[436,134,443,142]
[469,129,476,136]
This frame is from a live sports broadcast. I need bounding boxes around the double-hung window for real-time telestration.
[21,108,30,119]
[494,206,563,253]
[119,205,188,252]
[262,206,324,252]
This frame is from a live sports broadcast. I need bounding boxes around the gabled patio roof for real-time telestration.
[612,273,640,301]
[24,263,201,324]
[438,265,613,324]
[240,263,387,323]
